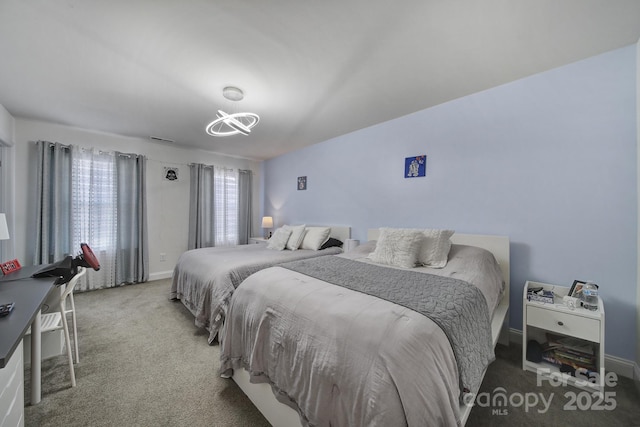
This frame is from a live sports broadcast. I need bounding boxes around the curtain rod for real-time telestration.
[35,141,142,159]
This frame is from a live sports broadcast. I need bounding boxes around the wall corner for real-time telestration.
[635,37,640,377]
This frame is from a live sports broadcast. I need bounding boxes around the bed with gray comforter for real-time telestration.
[219,242,504,426]
[170,244,342,343]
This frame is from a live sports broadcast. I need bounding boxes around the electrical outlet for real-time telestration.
[160,253,166,262]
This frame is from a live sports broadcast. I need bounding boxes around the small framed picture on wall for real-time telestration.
[298,176,307,190]
[164,167,179,181]
[405,155,426,178]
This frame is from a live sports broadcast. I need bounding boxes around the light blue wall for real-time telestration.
[264,45,637,360]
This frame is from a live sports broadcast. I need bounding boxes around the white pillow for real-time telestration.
[284,224,307,250]
[419,229,455,268]
[266,227,293,250]
[300,227,331,250]
[368,228,425,268]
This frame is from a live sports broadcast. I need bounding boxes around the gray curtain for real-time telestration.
[115,152,149,284]
[188,163,214,249]
[238,169,252,244]
[34,141,73,264]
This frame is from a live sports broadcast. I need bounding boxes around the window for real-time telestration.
[213,166,239,246]
[71,150,117,252]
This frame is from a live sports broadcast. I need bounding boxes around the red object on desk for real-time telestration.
[1,259,21,275]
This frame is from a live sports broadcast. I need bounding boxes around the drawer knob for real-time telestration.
[557,321,564,326]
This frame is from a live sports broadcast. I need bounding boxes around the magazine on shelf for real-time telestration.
[543,333,597,373]
[546,333,595,355]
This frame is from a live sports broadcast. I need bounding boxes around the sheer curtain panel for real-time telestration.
[213,166,239,247]
[71,148,117,290]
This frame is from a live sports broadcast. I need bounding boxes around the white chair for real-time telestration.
[28,267,86,387]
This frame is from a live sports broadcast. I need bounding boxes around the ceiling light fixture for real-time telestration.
[205,86,259,137]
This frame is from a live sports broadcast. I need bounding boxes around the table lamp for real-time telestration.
[261,216,273,239]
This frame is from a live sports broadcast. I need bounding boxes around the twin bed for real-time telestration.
[171,226,350,343]
[171,226,510,426]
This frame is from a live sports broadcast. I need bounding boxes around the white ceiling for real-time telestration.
[1,1,639,161]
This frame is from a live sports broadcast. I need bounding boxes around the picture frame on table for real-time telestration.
[569,280,585,297]
[569,280,597,297]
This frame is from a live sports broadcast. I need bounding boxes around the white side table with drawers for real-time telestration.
[522,280,605,392]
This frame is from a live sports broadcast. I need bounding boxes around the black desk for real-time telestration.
[0,265,57,404]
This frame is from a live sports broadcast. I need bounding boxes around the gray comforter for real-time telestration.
[219,244,504,426]
[278,255,494,398]
[170,244,342,343]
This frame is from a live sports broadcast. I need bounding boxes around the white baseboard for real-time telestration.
[605,354,636,380]
[149,270,173,281]
[507,328,635,380]
[509,327,523,346]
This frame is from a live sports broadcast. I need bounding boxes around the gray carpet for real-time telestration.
[24,279,640,427]
[25,279,269,427]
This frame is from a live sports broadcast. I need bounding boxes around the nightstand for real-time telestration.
[522,281,605,391]
[248,237,268,246]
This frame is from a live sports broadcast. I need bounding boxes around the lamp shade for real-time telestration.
[0,213,9,240]
[261,216,273,228]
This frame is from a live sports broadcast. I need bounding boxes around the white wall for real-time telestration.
[0,104,14,147]
[264,45,638,361]
[0,104,15,259]
[13,118,262,280]
[636,38,640,382]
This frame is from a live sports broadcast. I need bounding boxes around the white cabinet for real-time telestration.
[522,280,605,392]
[0,340,24,427]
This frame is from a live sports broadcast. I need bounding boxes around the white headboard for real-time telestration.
[326,226,351,242]
[366,229,510,288]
